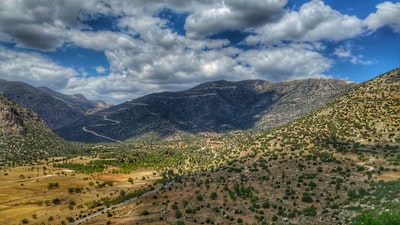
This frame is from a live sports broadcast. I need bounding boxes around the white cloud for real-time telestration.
[94,66,106,74]
[0,0,111,50]
[69,30,140,51]
[246,0,365,45]
[334,47,352,58]
[0,47,77,89]
[237,46,332,81]
[1,0,388,104]
[184,0,287,38]
[364,1,400,33]
[333,44,375,65]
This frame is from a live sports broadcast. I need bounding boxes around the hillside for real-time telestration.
[0,94,66,165]
[86,68,399,225]
[0,80,108,129]
[56,78,355,143]
[0,69,397,225]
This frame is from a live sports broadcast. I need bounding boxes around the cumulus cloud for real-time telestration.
[238,46,332,81]
[0,0,110,50]
[0,0,390,104]
[184,0,287,38]
[0,47,77,89]
[364,1,400,32]
[246,0,365,45]
[69,30,140,51]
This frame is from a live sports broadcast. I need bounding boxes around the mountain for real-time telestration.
[0,79,108,129]
[0,93,66,165]
[37,87,108,114]
[112,69,399,225]
[56,78,356,143]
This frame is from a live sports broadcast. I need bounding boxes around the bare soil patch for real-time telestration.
[378,171,400,181]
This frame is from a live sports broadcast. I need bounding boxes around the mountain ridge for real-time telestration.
[56,78,356,143]
[125,69,400,225]
[0,79,109,129]
[0,93,66,165]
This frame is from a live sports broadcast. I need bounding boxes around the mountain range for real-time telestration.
[55,78,356,143]
[0,68,399,224]
[0,79,108,129]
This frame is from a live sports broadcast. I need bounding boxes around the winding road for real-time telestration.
[82,115,122,143]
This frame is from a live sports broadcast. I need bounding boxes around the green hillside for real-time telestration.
[114,68,400,225]
[0,94,67,165]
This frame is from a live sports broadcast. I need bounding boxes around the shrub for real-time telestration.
[47,182,59,190]
[140,210,150,216]
[301,192,313,203]
[210,192,218,200]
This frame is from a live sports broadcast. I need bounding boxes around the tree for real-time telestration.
[301,192,313,203]
[175,209,182,219]
[210,192,218,200]
[262,201,270,209]
[176,221,185,225]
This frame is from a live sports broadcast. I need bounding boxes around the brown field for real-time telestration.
[0,158,160,225]
[378,171,400,181]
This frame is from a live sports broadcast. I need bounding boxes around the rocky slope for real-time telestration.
[0,79,108,129]
[56,78,356,142]
[99,70,399,224]
[0,94,66,165]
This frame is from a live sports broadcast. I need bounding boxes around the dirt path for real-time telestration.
[68,180,174,225]
[0,174,58,184]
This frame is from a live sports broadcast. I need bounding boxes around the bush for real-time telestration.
[47,182,59,190]
[303,205,317,217]
[140,210,150,216]
[210,192,218,200]
[301,192,313,203]
[353,211,400,225]
[175,209,182,219]
[52,198,61,205]
[262,201,270,209]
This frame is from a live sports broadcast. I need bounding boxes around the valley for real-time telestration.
[0,157,162,225]
[82,115,122,143]
[0,68,399,225]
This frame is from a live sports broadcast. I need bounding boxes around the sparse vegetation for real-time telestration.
[0,68,399,225]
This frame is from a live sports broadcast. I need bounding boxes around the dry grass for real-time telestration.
[0,158,160,225]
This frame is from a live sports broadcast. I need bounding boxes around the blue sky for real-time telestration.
[0,0,399,104]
